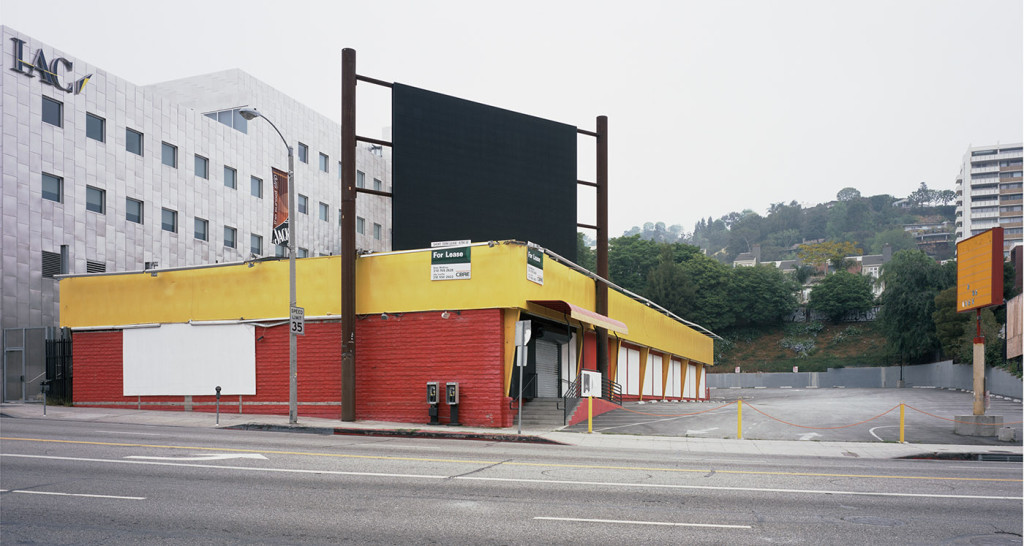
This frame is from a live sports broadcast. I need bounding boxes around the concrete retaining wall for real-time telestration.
[708,360,1023,399]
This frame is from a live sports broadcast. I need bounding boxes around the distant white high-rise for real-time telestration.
[954,143,1023,256]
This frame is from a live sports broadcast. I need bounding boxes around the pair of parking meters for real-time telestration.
[426,382,460,426]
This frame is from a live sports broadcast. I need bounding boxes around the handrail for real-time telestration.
[509,374,538,409]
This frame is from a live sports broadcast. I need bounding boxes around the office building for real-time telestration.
[954,143,1023,256]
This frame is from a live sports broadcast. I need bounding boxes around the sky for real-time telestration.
[3,0,1021,237]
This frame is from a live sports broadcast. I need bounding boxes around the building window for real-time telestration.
[319,202,329,222]
[161,142,177,167]
[162,208,178,233]
[224,226,237,249]
[338,161,343,180]
[126,198,144,224]
[373,222,382,240]
[224,166,237,189]
[338,209,343,226]
[298,142,308,163]
[251,176,263,198]
[86,186,105,214]
[203,108,248,133]
[356,216,365,235]
[195,155,209,179]
[126,128,143,156]
[42,96,62,127]
[251,234,263,256]
[42,173,63,203]
[319,153,329,173]
[298,194,308,214]
[298,248,309,258]
[275,244,286,257]
[86,113,105,141]
[195,217,209,241]
[356,170,365,188]
[373,178,382,191]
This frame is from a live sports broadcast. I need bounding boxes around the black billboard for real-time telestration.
[392,83,577,261]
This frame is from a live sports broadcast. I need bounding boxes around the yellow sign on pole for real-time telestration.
[956,228,1003,313]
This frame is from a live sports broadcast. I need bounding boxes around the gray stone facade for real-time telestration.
[1,26,391,331]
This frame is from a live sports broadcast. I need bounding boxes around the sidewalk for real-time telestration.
[2,402,1021,461]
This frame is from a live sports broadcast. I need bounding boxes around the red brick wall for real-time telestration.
[356,309,512,427]
[73,310,512,426]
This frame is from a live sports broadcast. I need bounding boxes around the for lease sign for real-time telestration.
[431,247,471,281]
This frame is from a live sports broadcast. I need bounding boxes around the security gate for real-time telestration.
[3,328,47,402]
[535,339,560,398]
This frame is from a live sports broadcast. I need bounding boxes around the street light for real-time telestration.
[239,107,298,424]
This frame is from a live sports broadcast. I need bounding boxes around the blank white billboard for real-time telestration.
[123,323,256,396]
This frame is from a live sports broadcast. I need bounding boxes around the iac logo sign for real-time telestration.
[9,37,92,95]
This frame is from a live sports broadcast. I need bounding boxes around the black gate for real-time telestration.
[44,329,72,404]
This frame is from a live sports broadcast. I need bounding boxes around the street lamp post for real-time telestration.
[239,107,298,424]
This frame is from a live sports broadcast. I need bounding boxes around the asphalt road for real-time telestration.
[2,416,1021,544]
[566,388,1024,445]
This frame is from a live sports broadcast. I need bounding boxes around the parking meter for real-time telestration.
[446,382,461,426]
[41,379,50,416]
[426,382,440,425]
[215,386,222,425]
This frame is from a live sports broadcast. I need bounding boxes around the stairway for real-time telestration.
[517,397,565,429]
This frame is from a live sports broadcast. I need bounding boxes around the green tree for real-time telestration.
[678,254,735,332]
[797,240,862,273]
[645,246,695,319]
[730,265,799,326]
[808,271,875,322]
[608,235,660,295]
[837,187,861,201]
[576,232,596,272]
[878,250,955,363]
[932,287,1004,364]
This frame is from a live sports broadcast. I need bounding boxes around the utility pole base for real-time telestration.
[954,414,1003,437]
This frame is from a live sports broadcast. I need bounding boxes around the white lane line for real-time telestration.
[126,453,268,461]
[0,454,445,479]
[10,490,145,500]
[535,516,751,529]
[456,476,1023,501]
[869,425,898,442]
[92,430,164,436]
[4,454,1020,502]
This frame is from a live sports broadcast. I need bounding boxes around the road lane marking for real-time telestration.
[535,516,751,529]
[93,430,164,436]
[2,454,1020,501]
[4,490,145,500]
[869,426,898,442]
[2,436,1020,483]
[125,453,268,461]
[1,454,445,479]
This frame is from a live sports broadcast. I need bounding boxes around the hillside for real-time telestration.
[715,321,889,373]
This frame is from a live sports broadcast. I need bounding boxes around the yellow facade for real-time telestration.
[60,241,713,364]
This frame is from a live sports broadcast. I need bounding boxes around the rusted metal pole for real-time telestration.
[340,48,357,421]
[595,115,609,384]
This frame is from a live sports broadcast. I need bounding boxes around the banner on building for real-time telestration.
[272,168,289,246]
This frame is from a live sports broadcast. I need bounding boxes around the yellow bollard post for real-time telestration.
[899,403,905,443]
[737,399,743,440]
[588,396,593,433]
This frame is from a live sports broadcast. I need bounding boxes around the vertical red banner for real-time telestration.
[272,168,289,246]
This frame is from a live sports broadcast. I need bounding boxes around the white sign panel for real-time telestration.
[581,370,602,397]
[290,306,305,336]
[526,246,544,285]
[123,323,256,396]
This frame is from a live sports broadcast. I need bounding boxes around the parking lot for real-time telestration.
[564,387,1023,445]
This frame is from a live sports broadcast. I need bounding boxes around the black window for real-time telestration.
[126,198,143,224]
[298,142,308,163]
[194,217,209,241]
[298,194,308,214]
[224,166,237,189]
[162,142,177,167]
[86,186,105,214]
[224,226,237,249]
[162,208,178,232]
[126,128,143,155]
[86,113,105,141]
[251,234,263,255]
[195,155,209,179]
[42,173,63,202]
[42,96,62,127]
[251,176,263,198]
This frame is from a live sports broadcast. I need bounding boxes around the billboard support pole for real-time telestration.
[973,309,985,416]
[341,48,357,422]
[595,116,609,388]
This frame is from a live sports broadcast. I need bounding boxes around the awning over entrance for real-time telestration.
[528,300,628,335]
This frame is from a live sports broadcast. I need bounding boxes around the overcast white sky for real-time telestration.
[4,0,1021,236]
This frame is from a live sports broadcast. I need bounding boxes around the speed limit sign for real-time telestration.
[290,306,305,336]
